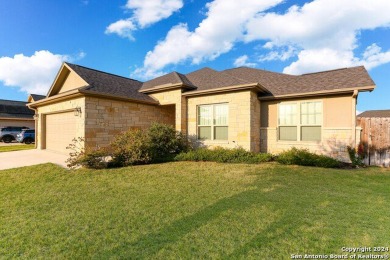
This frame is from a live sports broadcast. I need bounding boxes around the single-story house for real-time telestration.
[0,99,35,129]
[28,62,375,160]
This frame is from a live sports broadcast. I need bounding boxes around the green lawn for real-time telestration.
[0,144,34,153]
[1,162,389,259]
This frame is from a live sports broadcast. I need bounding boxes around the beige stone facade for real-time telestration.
[149,89,186,133]
[187,91,259,151]
[84,97,175,149]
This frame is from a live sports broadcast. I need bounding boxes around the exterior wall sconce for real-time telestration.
[74,107,82,116]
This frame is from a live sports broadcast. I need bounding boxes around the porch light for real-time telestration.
[74,107,82,116]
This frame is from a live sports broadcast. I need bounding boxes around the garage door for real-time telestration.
[46,112,78,154]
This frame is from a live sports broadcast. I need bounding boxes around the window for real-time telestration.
[278,101,322,142]
[198,104,228,140]
[278,103,298,141]
[300,102,322,141]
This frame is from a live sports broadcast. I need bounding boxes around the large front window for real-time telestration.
[198,104,228,140]
[278,101,322,142]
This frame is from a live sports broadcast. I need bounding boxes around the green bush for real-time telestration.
[147,122,189,161]
[276,148,341,168]
[72,149,110,169]
[175,147,273,164]
[347,146,364,167]
[67,123,189,169]
[109,128,151,167]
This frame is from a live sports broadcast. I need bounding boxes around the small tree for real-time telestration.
[147,122,189,161]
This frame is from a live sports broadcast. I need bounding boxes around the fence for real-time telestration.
[358,117,390,167]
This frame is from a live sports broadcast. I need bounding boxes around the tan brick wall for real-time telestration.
[149,89,187,133]
[250,91,261,152]
[187,91,256,150]
[84,97,175,149]
[36,97,86,150]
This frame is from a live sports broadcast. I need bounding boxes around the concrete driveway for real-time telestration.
[0,149,68,170]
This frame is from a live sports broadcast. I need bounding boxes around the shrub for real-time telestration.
[276,148,341,168]
[175,147,273,164]
[347,146,364,167]
[109,128,151,167]
[147,122,189,161]
[66,137,109,169]
[72,149,110,169]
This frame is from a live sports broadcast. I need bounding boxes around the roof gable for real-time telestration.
[141,71,195,92]
[47,63,88,97]
[27,94,46,103]
[44,63,157,104]
[66,63,155,103]
[185,67,251,91]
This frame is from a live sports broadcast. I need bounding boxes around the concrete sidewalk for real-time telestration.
[0,149,68,170]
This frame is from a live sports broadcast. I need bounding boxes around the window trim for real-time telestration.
[277,100,323,142]
[197,103,228,140]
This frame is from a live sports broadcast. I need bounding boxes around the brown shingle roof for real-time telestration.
[224,66,375,96]
[141,71,195,91]
[66,63,156,103]
[141,65,374,96]
[357,110,390,118]
[185,67,251,91]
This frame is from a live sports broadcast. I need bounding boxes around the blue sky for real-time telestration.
[0,0,389,113]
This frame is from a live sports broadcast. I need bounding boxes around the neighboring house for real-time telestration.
[28,94,46,103]
[0,99,35,129]
[28,62,375,161]
[357,110,390,166]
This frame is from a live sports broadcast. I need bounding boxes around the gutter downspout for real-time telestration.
[352,90,359,148]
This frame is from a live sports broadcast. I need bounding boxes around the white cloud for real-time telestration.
[234,55,256,67]
[106,0,183,40]
[360,43,390,70]
[130,66,165,81]
[244,0,390,74]
[0,50,82,95]
[133,0,390,78]
[105,19,136,40]
[138,0,283,77]
[259,46,296,62]
[126,0,183,28]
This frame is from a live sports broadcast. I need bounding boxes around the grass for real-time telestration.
[0,144,34,153]
[1,162,389,259]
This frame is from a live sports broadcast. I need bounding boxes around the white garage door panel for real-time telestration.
[46,112,78,154]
